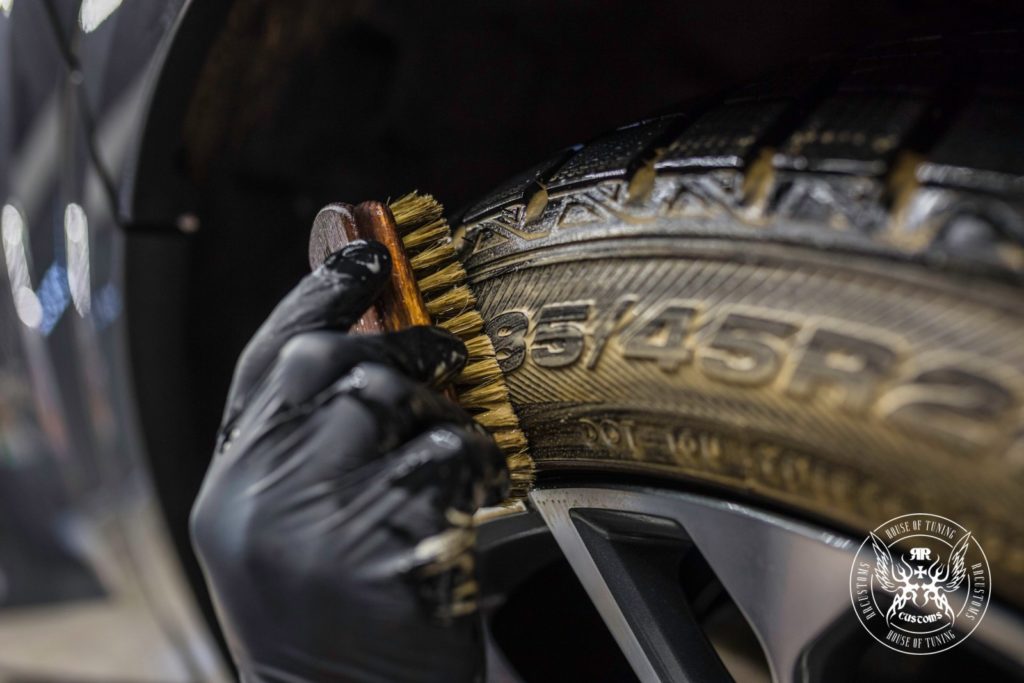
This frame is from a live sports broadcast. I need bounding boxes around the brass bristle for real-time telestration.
[409,242,458,272]
[425,286,476,318]
[456,357,501,385]
[505,452,534,477]
[474,404,520,429]
[401,219,449,250]
[439,310,484,337]
[390,192,443,227]
[389,191,533,500]
[494,430,529,452]
[457,381,508,406]
[418,261,467,293]
[462,334,495,360]
[452,579,480,601]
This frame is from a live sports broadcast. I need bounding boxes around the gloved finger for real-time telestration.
[386,426,508,514]
[316,363,476,454]
[334,426,505,617]
[336,425,508,543]
[315,425,496,567]
[221,240,391,428]
[259,326,467,412]
[212,362,480,504]
[245,365,481,493]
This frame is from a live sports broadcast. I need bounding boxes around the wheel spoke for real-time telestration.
[532,487,853,683]
[530,490,664,682]
[531,486,1024,682]
[569,507,735,682]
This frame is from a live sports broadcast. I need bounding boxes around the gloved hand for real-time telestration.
[190,240,508,683]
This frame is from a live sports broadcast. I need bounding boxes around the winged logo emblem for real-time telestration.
[870,531,971,625]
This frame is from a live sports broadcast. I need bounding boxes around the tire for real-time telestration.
[454,32,1024,607]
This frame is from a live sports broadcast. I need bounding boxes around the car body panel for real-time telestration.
[0,1,225,679]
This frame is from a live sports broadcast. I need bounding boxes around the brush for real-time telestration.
[309,195,533,500]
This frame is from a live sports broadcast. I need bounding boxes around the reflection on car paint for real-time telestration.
[0,0,226,679]
[64,202,90,317]
[79,0,123,34]
[1,203,38,329]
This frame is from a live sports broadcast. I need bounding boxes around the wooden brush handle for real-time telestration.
[309,201,431,334]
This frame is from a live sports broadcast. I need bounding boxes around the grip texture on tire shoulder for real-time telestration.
[459,31,1024,277]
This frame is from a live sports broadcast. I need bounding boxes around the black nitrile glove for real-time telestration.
[190,240,508,683]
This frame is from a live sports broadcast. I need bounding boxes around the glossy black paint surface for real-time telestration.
[0,1,224,679]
